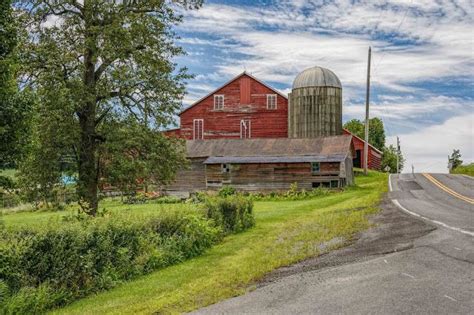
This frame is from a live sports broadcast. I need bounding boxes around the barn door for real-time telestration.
[240,120,251,139]
[193,119,204,140]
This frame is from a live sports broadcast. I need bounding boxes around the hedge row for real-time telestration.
[0,196,254,314]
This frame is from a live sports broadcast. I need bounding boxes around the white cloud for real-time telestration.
[179,1,473,90]
[387,113,474,173]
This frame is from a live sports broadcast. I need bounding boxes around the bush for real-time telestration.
[0,209,223,314]
[218,185,236,197]
[204,195,255,234]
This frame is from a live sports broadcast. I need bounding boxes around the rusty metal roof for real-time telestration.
[204,154,347,164]
[187,136,352,159]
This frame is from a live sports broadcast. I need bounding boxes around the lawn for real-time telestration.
[36,171,387,315]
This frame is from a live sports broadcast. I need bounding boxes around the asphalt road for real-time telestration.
[193,173,474,315]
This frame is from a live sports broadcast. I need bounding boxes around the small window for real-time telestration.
[214,94,224,110]
[311,162,320,174]
[221,163,230,173]
[267,94,277,109]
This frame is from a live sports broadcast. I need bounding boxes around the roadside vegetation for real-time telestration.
[44,171,387,315]
[0,195,254,314]
[451,163,474,177]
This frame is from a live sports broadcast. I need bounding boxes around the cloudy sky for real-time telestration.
[174,0,473,173]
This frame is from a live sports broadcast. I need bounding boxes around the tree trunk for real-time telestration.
[78,111,98,215]
[78,16,99,215]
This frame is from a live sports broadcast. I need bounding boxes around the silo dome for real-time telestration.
[288,66,343,138]
[292,66,342,89]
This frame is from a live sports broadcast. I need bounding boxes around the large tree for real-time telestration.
[343,117,386,151]
[17,0,202,215]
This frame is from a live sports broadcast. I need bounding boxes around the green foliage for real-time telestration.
[99,120,187,196]
[0,0,34,169]
[451,163,473,177]
[0,176,15,192]
[204,195,255,234]
[343,117,386,151]
[218,185,236,197]
[448,149,463,170]
[0,208,223,313]
[16,0,203,214]
[381,145,405,173]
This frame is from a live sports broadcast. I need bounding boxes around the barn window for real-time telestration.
[267,94,277,109]
[221,164,230,173]
[193,119,204,140]
[240,120,251,139]
[214,94,224,110]
[311,162,320,174]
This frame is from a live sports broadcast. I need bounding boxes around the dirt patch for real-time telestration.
[258,195,436,287]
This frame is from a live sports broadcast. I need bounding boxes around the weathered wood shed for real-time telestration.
[164,136,354,194]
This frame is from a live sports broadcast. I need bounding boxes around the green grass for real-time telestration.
[451,163,474,177]
[43,171,388,315]
[1,199,196,229]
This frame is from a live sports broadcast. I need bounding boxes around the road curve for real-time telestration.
[192,173,474,315]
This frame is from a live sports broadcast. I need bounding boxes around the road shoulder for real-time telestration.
[258,195,436,287]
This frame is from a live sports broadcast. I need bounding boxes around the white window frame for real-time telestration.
[214,94,224,110]
[311,162,320,174]
[240,119,251,139]
[266,94,277,110]
[193,119,204,140]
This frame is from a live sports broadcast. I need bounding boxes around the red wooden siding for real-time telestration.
[177,73,288,140]
[343,129,382,170]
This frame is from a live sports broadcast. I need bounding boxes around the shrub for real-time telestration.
[218,185,236,197]
[0,208,223,314]
[204,195,255,234]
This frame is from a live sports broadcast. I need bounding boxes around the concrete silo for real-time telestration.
[288,66,342,138]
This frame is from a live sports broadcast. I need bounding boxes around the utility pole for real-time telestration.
[364,46,371,175]
[396,136,400,174]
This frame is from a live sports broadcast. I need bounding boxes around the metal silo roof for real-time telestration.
[292,66,342,89]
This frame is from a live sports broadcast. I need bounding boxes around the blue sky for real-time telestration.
[174,0,473,172]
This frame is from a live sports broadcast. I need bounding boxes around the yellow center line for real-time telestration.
[422,173,474,204]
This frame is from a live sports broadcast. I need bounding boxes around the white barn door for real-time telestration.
[193,119,204,140]
[240,120,251,139]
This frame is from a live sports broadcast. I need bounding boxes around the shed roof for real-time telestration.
[186,136,353,160]
[204,154,347,164]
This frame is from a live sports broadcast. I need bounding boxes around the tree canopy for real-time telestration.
[343,117,386,151]
[0,0,33,169]
[381,145,404,173]
[16,0,203,214]
[448,149,463,171]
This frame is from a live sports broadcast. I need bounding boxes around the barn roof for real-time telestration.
[342,129,383,154]
[179,72,288,115]
[204,154,348,164]
[186,136,353,163]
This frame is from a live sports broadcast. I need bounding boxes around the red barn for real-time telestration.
[343,129,382,170]
[164,72,288,140]
[165,71,381,171]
